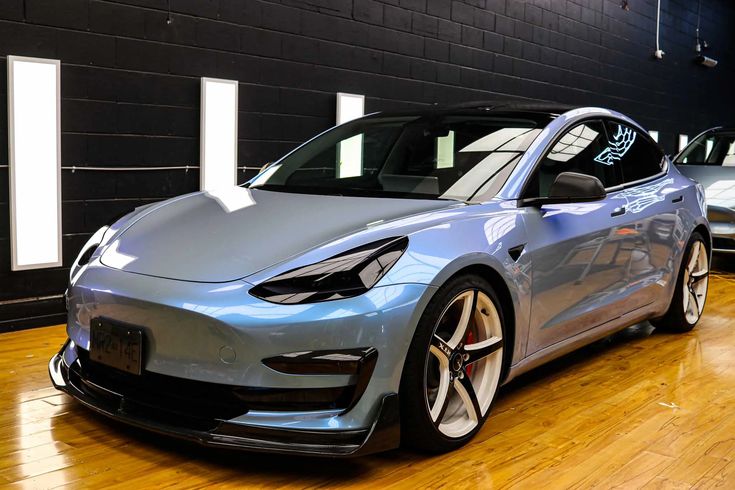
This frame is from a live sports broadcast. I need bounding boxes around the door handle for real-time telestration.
[672,195,683,203]
[611,206,626,217]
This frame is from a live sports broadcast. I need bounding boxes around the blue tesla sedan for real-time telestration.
[50,103,710,456]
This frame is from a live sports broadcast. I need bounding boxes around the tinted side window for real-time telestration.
[605,121,665,183]
[526,120,622,198]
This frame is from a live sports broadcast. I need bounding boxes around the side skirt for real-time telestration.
[502,304,654,385]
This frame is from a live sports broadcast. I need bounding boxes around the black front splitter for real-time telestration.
[49,350,400,457]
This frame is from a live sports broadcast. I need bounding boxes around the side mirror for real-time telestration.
[521,172,607,207]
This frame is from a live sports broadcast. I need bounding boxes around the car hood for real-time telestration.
[100,187,456,282]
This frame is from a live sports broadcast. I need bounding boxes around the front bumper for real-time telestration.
[49,341,400,457]
[65,263,433,431]
[710,228,735,252]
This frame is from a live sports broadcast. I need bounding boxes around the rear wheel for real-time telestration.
[652,232,709,333]
[400,275,505,452]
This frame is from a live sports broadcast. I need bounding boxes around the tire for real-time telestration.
[651,231,709,333]
[399,274,506,453]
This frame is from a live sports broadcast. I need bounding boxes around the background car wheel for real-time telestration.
[400,274,506,453]
[651,232,709,333]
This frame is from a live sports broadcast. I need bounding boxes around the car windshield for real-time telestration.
[248,114,546,201]
[675,131,735,166]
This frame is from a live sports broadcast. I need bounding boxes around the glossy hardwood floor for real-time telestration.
[2,261,735,489]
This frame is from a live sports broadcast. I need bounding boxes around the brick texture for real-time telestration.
[1,0,734,326]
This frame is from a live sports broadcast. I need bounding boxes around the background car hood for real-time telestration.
[100,187,455,282]
[676,165,735,210]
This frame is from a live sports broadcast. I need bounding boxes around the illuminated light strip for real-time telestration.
[678,134,689,152]
[336,92,365,178]
[200,77,239,191]
[0,294,64,306]
[8,56,62,271]
[649,130,659,142]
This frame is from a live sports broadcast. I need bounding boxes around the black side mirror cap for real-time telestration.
[520,171,607,207]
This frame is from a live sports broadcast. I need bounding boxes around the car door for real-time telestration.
[522,120,635,355]
[675,130,735,192]
[675,129,735,247]
[605,119,680,312]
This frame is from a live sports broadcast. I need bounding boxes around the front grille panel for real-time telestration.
[72,348,356,423]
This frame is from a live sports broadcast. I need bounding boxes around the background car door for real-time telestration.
[676,129,735,248]
[676,129,735,189]
[522,120,635,355]
[605,120,681,313]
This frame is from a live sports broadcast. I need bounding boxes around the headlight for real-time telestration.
[70,225,111,281]
[69,210,134,280]
[250,236,409,304]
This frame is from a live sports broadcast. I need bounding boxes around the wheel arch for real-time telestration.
[437,263,516,383]
[693,223,711,255]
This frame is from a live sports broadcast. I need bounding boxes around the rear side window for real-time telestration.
[525,120,622,198]
[605,121,665,183]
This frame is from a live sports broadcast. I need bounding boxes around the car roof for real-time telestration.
[362,100,578,120]
[441,100,577,114]
[704,127,735,134]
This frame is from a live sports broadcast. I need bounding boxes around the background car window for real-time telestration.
[605,121,665,183]
[675,132,735,166]
[525,120,622,198]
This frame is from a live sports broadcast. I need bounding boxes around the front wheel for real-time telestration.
[652,232,709,333]
[400,275,505,452]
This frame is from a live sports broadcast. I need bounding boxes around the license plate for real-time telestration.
[89,318,143,375]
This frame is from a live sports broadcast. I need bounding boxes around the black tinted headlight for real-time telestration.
[250,237,409,304]
[70,209,136,281]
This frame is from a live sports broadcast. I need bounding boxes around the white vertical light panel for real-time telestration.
[200,77,238,191]
[8,56,62,271]
[436,131,455,168]
[678,134,689,151]
[336,92,365,178]
[705,139,714,158]
[648,130,659,142]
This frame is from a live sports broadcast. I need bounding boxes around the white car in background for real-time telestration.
[675,127,735,252]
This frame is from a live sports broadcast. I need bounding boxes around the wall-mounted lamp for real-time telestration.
[694,0,717,67]
[7,56,62,271]
[200,77,238,191]
[336,92,365,178]
[695,55,718,68]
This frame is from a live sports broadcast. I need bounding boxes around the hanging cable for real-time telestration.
[695,0,702,52]
[654,0,664,59]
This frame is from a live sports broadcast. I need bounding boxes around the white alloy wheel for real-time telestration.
[424,289,503,438]
[683,239,709,324]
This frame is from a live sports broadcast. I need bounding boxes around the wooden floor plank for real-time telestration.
[1,267,734,488]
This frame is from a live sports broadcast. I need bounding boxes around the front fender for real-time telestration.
[380,207,531,366]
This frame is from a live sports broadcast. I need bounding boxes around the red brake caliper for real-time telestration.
[465,330,474,377]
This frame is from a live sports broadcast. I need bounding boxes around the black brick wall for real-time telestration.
[1,0,734,329]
